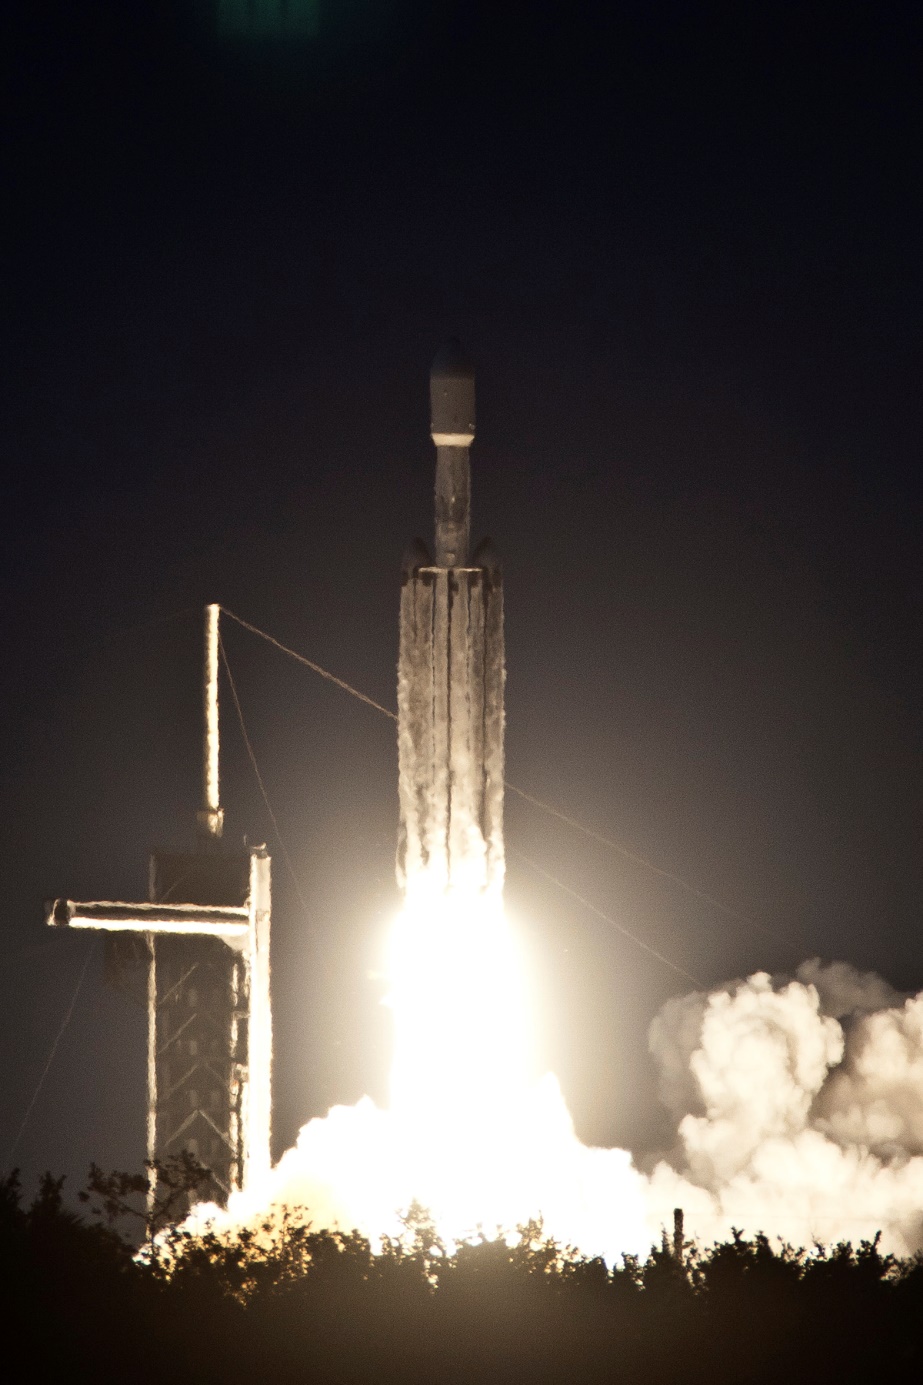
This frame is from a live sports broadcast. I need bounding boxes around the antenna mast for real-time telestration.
[198,602,224,839]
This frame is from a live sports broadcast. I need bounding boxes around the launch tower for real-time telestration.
[47,606,272,1207]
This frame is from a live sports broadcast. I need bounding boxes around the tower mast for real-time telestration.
[199,603,224,840]
[48,603,273,1209]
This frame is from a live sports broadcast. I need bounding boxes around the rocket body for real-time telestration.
[397,345,505,898]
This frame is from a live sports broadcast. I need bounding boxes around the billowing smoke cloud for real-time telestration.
[646,961,923,1256]
[202,959,923,1263]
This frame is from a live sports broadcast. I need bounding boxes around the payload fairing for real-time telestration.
[397,344,505,899]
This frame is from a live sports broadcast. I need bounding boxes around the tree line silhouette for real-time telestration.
[3,1158,921,1384]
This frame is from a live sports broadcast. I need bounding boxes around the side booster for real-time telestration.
[397,343,505,897]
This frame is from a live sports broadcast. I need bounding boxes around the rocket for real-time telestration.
[397,343,505,898]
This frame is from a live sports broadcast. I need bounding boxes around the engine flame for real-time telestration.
[381,875,649,1249]
[214,868,650,1261]
[388,880,527,1132]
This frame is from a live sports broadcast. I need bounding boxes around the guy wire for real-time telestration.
[218,608,811,967]
[7,939,97,1165]
[218,633,330,978]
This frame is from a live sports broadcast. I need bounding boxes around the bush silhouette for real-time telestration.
[2,1164,922,1384]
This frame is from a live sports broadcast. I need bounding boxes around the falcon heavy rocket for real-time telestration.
[396,343,505,900]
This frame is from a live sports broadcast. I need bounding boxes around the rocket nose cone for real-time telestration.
[430,340,475,442]
[430,338,474,383]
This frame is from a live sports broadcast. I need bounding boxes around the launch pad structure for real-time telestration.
[47,605,272,1207]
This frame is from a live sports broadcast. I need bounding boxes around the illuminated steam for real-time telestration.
[213,948,923,1261]
[644,963,923,1255]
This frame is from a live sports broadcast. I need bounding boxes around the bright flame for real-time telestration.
[214,870,652,1261]
[384,879,574,1242]
[388,881,528,1130]
[380,876,653,1254]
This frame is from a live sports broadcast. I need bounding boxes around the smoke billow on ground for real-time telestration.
[208,956,923,1262]
[646,959,923,1256]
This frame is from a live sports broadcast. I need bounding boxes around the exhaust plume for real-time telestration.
[197,958,923,1263]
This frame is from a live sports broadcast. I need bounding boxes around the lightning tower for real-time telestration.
[47,606,272,1207]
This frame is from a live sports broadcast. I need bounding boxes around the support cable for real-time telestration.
[220,608,807,960]
[6,938,96,1165]
[223,608,698,984]
[220,607,397,721]
[505,785,807,956]
[218,635,329,975]
[509,849,703,987]
[218,635,308,909]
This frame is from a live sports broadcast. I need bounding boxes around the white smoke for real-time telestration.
[795,957,906,1019]
[196,957,923,1264]
[646,961,923,1256]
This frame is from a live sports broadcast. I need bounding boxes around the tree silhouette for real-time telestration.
[2,1162,922,1383]
[78,1150,214,1244]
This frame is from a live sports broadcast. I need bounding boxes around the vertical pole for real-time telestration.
[242,846,272,1190]
[146,932,157,1216]
[198,603,224,839]
[228,957,242,1192]
[673,1207,684,1261]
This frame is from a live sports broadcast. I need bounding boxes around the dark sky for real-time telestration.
[2,1,921,1194]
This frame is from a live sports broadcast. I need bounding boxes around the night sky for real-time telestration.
[3,1,921,1195]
